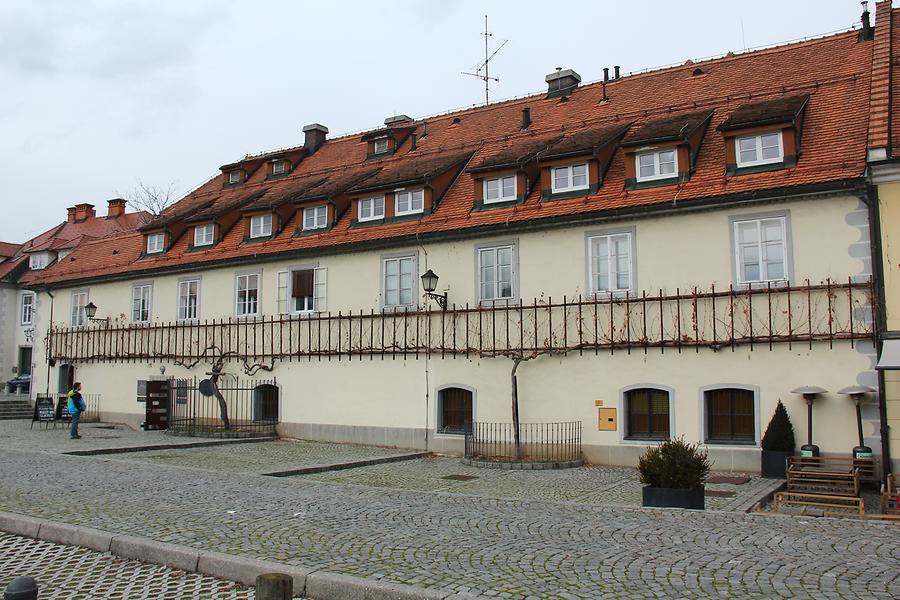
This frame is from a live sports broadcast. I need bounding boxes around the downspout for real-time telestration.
[863,182,892,474]
[416,231,430,452]
[44,287,54,396]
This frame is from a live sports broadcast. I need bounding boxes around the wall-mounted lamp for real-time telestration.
[421,269,447,311]
[838,385,875,460]
[791,385,827,457]
[83,302,109,326]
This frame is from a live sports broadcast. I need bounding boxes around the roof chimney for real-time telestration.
[521,107,532,129]
[859,2,874,41]
[73,203,95,223]
[302,123,328,154]
[107,198,126,219]
[614,65,621,79]
[603,68,609,82]
[67,207,77,224]
[545,68,581,99]
[384,114,413,126]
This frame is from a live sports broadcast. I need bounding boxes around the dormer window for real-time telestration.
[228,171,243,184]
[484,175,516,203]
[272,160,287,175]
[395,189,424,216]
[636,150,677,182]
[249,214,273,238]
[551,163,588,193]
[194,224,215,247]
[373,138,389,155]
[146,233,165,254]
[358,196,385,222]
[303,206,328,230]
[29,252,49,270]
[735,132,783,168]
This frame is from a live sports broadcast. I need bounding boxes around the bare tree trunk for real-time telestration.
[511,358,522,460]
[208,357,231,430]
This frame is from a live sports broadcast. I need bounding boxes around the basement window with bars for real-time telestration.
[276,267,327,314]
[438,387,473,434]
[625,388,670,440]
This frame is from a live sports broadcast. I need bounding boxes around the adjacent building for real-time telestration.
[25,3,900,472]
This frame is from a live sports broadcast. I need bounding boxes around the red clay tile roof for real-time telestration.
[540,123,632,160]
[868,1,894,153]
[21,212,149,254]
[0,255,28,282]
[0,242,20,257]
[718,94,809,131]
[27,23,885,287]
[622,109,714,146]
[467,133,562,173]
[347,151,473,193]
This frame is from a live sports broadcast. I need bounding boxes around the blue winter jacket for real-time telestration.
[67,390,86,415]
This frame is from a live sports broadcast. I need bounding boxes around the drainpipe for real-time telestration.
[44,287,54,396]
[863,182,892,475]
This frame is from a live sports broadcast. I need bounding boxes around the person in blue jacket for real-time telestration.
[67,382,86,439]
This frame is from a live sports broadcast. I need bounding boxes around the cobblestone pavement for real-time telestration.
[0,449,897,599]
[114,439,412,474]
[297,457,774,511]
[0,419,251,454]
[0,532,256,599]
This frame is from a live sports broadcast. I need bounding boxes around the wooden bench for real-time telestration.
[786,456,876,497]
[774,491,865,517]
[881,474,899,515]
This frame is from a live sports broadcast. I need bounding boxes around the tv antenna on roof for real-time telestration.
[462,15,508,105]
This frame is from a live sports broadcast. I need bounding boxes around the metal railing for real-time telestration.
[168,377,278,438]
[465,421,582,463]
[49,393,101,423]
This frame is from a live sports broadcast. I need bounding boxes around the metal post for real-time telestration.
[255,573,292,600]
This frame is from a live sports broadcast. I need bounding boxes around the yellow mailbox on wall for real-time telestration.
[598,407,617,431]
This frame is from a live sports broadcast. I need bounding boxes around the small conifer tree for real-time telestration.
[760,400,795,452]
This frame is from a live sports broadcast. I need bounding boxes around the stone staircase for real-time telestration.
[0,396,33,420]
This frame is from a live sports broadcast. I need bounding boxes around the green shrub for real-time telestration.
[638,437,711,489]
[760,400,795,452]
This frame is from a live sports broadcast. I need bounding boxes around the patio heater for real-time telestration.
[791,386,827,457]
[837,385,875,460]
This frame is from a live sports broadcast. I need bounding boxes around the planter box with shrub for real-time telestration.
[639,437,710,510]
[760,400,795,479]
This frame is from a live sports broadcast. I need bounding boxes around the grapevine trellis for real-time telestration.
[46,278,876,372]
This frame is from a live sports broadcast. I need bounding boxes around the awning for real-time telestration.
[876,339,900,370]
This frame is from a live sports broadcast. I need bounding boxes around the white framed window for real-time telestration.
[249,214,273,238]
[272,160,287,175]
[636,150,677,182]
[373,138,389,154]
[20,293,34,326]
[71,291,88,327]
[358,196,385,222]
[382,255,416,308]
[551,162,589,193]
[131,284,152,323]
[478,244,516,302]
[735,132,783,167]
[29,252,49,270]
[146,233,165,254]
[395,189,424,216]
[276,267,327,314]
[303,206,328,230]
[588,232,633,294]
[177,279,200,321]
[235,273,260,317]
[194,224,215,247]
[733,216,788,284]
[483,175,517,203]
[228,170,242,184]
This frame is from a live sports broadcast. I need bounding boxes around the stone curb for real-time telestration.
[62,436,277,457]
[0,510,483,599]
[263,451,432,477]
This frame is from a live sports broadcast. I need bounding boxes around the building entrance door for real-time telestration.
[17,347,32,376]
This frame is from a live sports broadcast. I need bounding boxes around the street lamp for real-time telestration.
[83,301,109,326]
[838,385,875,460]
[421,269,447,311]
[791,385,827,457]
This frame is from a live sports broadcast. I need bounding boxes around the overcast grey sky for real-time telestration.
[0,0,865,243]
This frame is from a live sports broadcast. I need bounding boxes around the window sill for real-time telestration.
[478,298,519,308]
[624,436,670,442]
[704,440,758,447]
[725,155,796,176]
[733,279,789,291]
[540,182,600,202]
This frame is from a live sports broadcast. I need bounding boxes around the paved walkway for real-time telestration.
[0,448,896,599]
[0,532,255,599]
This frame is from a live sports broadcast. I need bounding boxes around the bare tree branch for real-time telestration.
[123,179,178,216]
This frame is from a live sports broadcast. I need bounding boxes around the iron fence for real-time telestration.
[167,377,278,438]
[46,278,875,368]
[465,421,582,463]
[50,393,101,423]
